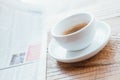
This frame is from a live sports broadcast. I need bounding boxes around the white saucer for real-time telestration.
[48,21,111,63]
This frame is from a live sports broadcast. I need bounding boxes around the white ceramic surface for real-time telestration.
[51,12,95,51]
[48,21,111,63]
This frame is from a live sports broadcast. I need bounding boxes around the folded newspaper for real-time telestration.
[0,32,47,80]
[0,3,47,79]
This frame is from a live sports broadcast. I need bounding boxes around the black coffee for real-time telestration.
[63,23,88,35]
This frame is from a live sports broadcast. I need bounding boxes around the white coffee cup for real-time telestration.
[51,12,95,51]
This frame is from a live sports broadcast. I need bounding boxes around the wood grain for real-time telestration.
[47,33,120,80]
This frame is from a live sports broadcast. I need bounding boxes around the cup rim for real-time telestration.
[51,12,94,38]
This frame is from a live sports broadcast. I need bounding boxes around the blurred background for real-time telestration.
[0,0,119,69]
[0,0,119,79]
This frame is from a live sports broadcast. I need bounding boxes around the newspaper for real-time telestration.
[0,31,47,80]
[0,3,47,80]
[0,32,47,80]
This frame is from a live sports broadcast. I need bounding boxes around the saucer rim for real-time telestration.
[48,20,111,63]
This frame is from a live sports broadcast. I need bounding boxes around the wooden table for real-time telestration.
[46,0,120,80]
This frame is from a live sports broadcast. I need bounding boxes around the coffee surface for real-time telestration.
[63,23,88,35]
